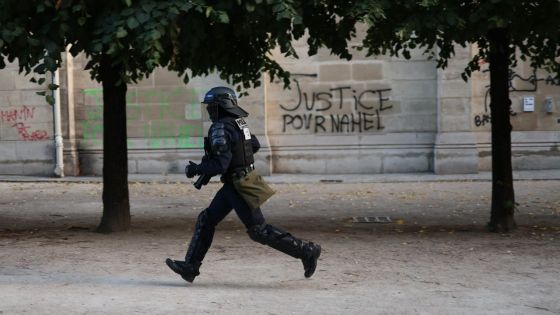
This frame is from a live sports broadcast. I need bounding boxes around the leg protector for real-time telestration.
[185,209,215,264]
[166,210,213,283]
[248,224,321,278]
[248,224,305,259]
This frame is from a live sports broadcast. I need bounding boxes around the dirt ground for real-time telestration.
[0,180,559,315]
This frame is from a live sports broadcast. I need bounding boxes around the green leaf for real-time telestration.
[153,40,163,52]
[122,8,135,16]
[206,6,213,17]
[36,91,46,96]
[446,14,456,26]
[217,12,230,24]
[141,2,156,13]
[107,43,118,55]
[46,42,58,54]
[127,17,139,29]
[92,42,103,53]
[151,30,162,40]
[272,4,284,13]
[46,95,55,106]
[402,50,411,59]
[116,27,128,38]
[180,2,195,11]
[169,6,180,15]
[136,12,150,23]
[48,84,59,90]
[38,78,46,85]
[152,10,164,18]
[35,64,46,74]
[124,0,132,7]
[246,3,255,12]
[418,0,436,8]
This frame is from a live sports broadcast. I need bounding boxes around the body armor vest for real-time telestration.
[226,117,254,172]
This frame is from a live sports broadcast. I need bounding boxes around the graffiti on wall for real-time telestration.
[0,105,49,141]
[81,87,203,149]
[280,80,392,133]
[474,69,560,127]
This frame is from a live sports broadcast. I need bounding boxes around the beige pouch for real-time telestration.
[233,170,275,210]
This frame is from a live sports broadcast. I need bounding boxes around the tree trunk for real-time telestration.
[487,28,516,232]
[97,53,130,233]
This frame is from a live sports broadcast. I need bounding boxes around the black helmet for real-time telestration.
[202,86,248,118]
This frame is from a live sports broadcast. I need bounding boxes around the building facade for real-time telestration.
[0,42,559,176]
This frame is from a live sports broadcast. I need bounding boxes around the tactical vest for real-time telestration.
[226,117,254,172]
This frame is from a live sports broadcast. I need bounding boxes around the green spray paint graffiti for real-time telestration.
[81,87,204,149]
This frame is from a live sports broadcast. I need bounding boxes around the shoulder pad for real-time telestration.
[209,122,229,155]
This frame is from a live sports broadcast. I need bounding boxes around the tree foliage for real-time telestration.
[352,0,560,80]
[1,0,356,96]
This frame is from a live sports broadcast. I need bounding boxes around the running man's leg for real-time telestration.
[224,182,322,278]
[166,185,234,282]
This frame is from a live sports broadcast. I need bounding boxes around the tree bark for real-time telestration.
[97,53,130,233]
[487,28,516,232]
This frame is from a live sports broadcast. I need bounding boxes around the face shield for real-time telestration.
[206,103,220,121]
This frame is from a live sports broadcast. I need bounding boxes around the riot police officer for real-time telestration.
[166,86,321,283]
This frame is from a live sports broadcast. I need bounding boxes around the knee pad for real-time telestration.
[247,224,291,244]
[247,224,268,244]
[247,224,304,259]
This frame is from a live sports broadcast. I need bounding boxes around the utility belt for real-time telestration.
[221,164,255,182]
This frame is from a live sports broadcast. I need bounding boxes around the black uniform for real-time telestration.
[166,87,321,283]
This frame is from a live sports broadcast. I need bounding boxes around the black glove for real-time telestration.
[185,161,201,178]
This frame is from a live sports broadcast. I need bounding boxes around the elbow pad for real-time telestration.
[209,122,229,155]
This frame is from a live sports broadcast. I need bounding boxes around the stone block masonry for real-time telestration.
[0,62,53,175]
[352,63,383,81]
[1,41,559,176]
[77,87,205,151]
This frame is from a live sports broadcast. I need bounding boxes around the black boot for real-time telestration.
[301,242,321,278]
[165,259,201,283]
[166,210,214,283]
[248,224,321,278]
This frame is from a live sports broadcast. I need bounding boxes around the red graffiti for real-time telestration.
[11,122,48,141]
[0,106,35,123]
[0,106,47,141]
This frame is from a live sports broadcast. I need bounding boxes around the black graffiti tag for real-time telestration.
[280,79,392,133]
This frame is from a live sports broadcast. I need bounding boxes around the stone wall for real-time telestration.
[0,62,53,175]
[433,45,478,174]
[471,50,560,171]
[265,35,438,173]
[0,42,559,176]
[63,54,270,176]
